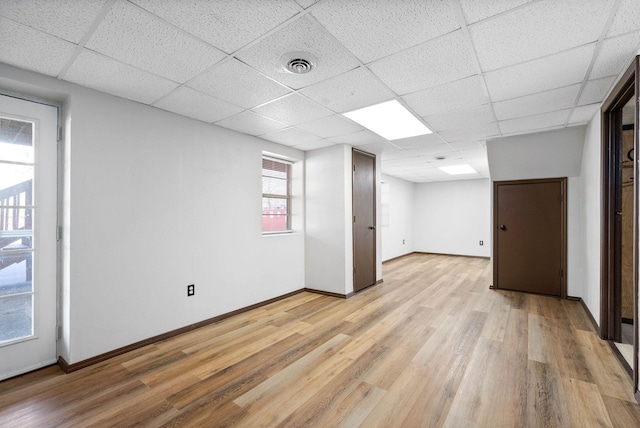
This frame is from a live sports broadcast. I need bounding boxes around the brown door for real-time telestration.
[494,178,566,297]
[353,149,376,292]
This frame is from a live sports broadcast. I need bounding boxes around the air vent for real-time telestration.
[281,52,317,75]
[435,156,447,160]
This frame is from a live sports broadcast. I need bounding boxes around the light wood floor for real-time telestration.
[1,253,640,427]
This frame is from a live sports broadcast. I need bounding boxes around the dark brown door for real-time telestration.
[494,178,566,297]
[353,149,376,292]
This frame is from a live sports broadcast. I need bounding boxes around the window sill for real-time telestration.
[262,230,297,237]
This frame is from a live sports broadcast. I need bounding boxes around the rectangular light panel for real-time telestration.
[343,100,432,140]
[439,164,477,175]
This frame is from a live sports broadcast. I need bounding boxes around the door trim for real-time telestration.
[492,177,568,298]
[600,55,639,393]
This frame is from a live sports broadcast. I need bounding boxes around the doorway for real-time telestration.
[493,178,567,297]
[0,95,58,380]
[352,149,376,292]
[601,55,639,391]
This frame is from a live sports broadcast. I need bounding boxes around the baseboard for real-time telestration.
[567,296,600,335]
[414,251,490,260]
[304,288,350,299]
[382,252,415,263]
[58,289,305,373]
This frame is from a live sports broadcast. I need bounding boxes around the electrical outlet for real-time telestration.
[187,284,195,296]
[479,240,484,246]
[403,239,405,245]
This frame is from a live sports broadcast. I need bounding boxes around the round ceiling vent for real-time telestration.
[281,52,317,74]
[435,156,447,160]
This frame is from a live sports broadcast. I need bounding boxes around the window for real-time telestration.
[262,157,291,233]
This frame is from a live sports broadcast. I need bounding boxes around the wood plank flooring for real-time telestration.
[1,253,640,427]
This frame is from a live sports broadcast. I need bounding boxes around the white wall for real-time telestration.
[305,144,353,295]
[413,179,491,257]
[381,174,415,261]
[0,64,306,364]
[575,115,602,322]
[487,126,586,181]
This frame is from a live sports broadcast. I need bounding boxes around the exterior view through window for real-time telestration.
[262,157,291,233]
[0,117,35,344]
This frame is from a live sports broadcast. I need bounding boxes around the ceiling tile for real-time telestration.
[448,141,485,150]
[261,127,322,146]
[402,145,456,158]
[493,84,581,121]
[0,0,106,43]
[457,148,487,159]
[607,0,640,38]
[215,111,288,136]
[439,122,500,142]
[328,129,386,145]
[369,30,477,95]
[0,17,77,77]
[353,141,396,155]
[499,109,571,135]
[131,0,300,53]
[252,93,333,126]
[236,16,360,90]
[188,58,291,109]
[63,50,179,104]
[484,44,595,101]
[300,67,395,113]
[86,1,225,83]
[578,76,617,107]
[294,0,319,9]
[568,103,600,124]
[470,0,613,71]
[459,0,535,25]
[292,140,335,151]
[392,134,444,150]
[590,31,640,80]
[382,149,421,161]
[154,87,243,123]
[311,0,459,63]
[401,76,489,117]
[424,104,495,132]
[295,114,363,138]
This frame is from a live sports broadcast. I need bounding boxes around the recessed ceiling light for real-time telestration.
[439,164,477,175]
[342,100,432,140]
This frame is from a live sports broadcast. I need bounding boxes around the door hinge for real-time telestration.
[353,215,356,223]
[353,165,356,172]
[56,226,62,241]
[57,126,63,142]
[57,325,62,340]
[353,267,356,274]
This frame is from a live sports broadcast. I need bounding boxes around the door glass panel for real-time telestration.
[0,117,35,345]
[0,251,33,295]
[0,294,33,343]
[0,118,34,163]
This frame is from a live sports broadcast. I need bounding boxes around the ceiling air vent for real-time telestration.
[281,52,317,74]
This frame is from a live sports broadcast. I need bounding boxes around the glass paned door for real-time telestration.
[0,96,57,380]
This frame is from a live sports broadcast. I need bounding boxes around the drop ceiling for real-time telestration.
[1,0,639,182]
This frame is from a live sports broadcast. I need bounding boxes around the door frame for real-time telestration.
[600,55,639,393]
[0,93,60,379]
[352,148,376,293]
[492,177,568,298]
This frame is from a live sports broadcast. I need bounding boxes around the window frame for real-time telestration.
[262,156,292,234]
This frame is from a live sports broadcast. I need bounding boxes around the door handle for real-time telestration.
[368,226,376,230]
[500,225,506,230]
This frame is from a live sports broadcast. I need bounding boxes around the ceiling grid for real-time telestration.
[1,0,639,182]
